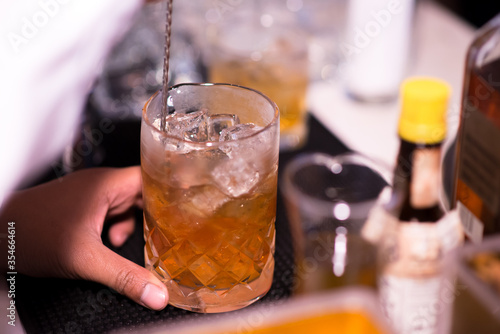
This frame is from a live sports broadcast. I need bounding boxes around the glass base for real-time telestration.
[155,259,274,313]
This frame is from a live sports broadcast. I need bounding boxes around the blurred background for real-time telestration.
[29,0,500,184]
[438,0,500,27]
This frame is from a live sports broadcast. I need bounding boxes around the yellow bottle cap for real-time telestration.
[398,78,451,144]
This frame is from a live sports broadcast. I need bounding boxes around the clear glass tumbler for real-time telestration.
[205,14,309,151]
[281,152,390,294]
[141,83,280,313]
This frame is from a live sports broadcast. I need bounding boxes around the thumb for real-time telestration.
[78,243,169,310]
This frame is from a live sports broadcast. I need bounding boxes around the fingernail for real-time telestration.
[141,284,167,310]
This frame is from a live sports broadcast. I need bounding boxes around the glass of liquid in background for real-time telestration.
[140,83,280,313]
[281,153,391,294]
[205,13,309,151]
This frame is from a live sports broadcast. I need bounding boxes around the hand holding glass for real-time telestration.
[141,83,279,313]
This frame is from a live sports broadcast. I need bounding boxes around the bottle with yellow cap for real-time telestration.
[389,77,450,222]
[375,77,463,334]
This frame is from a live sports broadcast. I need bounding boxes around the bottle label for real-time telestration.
[458,105,500,215]
[379,214,463,334]
[383,222,441,277]
[411,148,441,209]
[379,274,442,334]
[361,187,395,244]
[455,71,500,235]
[457,201,484,243]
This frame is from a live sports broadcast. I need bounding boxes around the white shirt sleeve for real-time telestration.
[0,0,144,205]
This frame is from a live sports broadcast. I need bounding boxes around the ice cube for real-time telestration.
[169,160,210,189]
[185,147,229,161]
[152,109,210,153]
[219,123,263,141]
[148,118,183,152]
[179,185,230,218]
[219,123,269,159]
[207,114,240,141]
[151,118,163,142]
[165,109,209,143]
[211,156,260,197]
[168,148,228,189]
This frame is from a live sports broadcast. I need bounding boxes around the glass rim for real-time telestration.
[142,82,280,147]
[281,152,392,219]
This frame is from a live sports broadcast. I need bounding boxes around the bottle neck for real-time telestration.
[390,139,444,222]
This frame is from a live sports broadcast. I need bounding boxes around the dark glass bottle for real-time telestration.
[386,79,449,224]
[453,13,500,243]
[378,78,456,334]
[393,141,445,223]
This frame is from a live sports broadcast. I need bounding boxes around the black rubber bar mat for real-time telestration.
[15,115,350,334]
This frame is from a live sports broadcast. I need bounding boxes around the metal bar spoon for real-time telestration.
[161,0,174,131]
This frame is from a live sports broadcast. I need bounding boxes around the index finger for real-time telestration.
[104,166,143,218]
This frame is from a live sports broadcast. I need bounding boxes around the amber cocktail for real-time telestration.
[141,83,279,313]
[207,22,309,151]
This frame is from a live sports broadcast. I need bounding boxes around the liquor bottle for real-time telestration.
[387,78,449,221]
[377,78,463,334]
[453,13,500,243]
